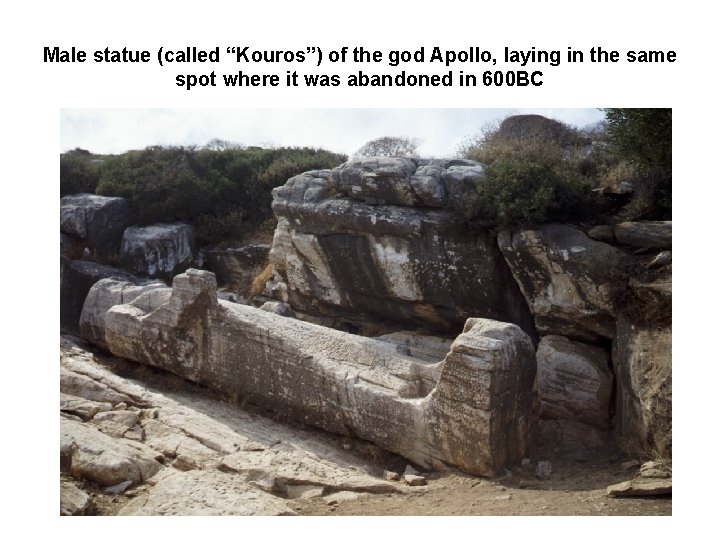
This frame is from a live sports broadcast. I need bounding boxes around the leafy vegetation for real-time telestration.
[61,144,346,245]
[471,138,592,227]
[603,108,671,175]
[60,148,105,195]
[458,110,672,227]
[603,108,671,219]
[458,116,594,228]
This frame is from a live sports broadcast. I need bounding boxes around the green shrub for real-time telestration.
[88,145,345,245]
[471,137,591,228]
[603,108,671,174]
[60,148,103,195]
[458,115,594,228]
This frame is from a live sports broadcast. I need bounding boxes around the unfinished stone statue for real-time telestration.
[82,269,537,476]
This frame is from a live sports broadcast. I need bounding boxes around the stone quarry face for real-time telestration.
[269,159,535,337]
[498,224,628,342]
[536,335,614,450]
[82,269,537,477]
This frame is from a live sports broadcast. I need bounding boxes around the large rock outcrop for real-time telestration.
[82,269,537,476]
[269,159,535,336]
[60,194,131,257]
[120,223,194,278]
[498,224,628,342]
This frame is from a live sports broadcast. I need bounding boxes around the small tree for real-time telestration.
[353,136,421,158]
[603,108,672,218]
[603,108,671,175]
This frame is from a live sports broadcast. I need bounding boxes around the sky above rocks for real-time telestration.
[60,108,605,158]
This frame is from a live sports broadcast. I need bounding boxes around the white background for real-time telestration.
[2,0,711,536]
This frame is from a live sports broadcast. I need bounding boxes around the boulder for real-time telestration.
[120,223,194,278]
[60,194,131,257]
[498,224,628,342]
[613,221,672,249]
[613,316,671,458]
[200,244,270,293]
[270,161,535,336]
[85,269,536,476]
[536,336,613,429]
[60,259,135,333]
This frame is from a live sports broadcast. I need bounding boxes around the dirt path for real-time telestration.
[290,458,670,516]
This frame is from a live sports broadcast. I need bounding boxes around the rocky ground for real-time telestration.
[60,334,670,517]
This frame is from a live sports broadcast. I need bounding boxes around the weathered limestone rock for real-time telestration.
[536,336,613,429]
[613,221,672,249]
[83,269,537,476]
[270,159,535,336]
[327,157,484,209]
[60,194,131,257]
[606,478,671,497]
[60,393,113,421]
[200,244,270,293]
[498,224,628,342]
[60,260,135,333]
[404,474,427,486]
[60,336,406,515]
[613,316,672,458]
[118,469,296,516]
[120,223,194,278]
[61,416,162,486]
[60,480,93,516]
